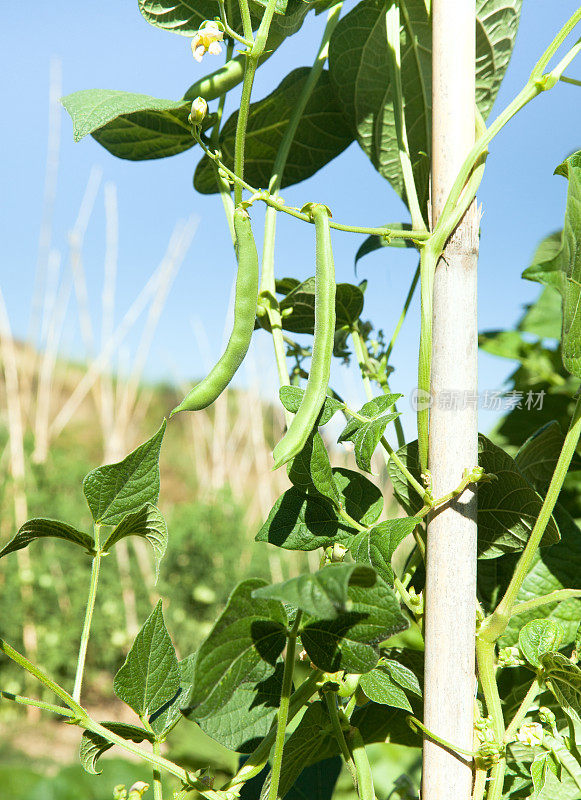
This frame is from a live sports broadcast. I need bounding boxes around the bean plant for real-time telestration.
[3,1,581,799]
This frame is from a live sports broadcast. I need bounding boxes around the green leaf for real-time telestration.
[253,0,288,13]
[300,576,409,672]
[0,518,95,559]
[138,0,224,34]
[256,468,383,551]
[478,329,537,361]
[543,652,581,724]
[139,0,308,38]
[328,0,521,213]
[333,468,384,527]
[338,395,402,473]
[349,518,420,584]
[389,436,560,559]
[79,722,154,775]
[262,702,339,798]
[519,619,565,668]
[194,69,353,193]
[477,435,560,558]
[515,421,581,492]
[359,667,412,711]
[383,657,422,697]
[113,600,179,717]
[355,225,416,267]
[279,385,344,425]
[62,90,197,159]
[188,579,287,718]
[83,420,166,526]
[188,662,284,753]
[149,654,196,737]
[252,564,377,619]
[523,153,581,377]
[102,503,168,581]
[496,507,581,650]
[277,279,364,335]
[288,432,341,506]
[531,752,559,799]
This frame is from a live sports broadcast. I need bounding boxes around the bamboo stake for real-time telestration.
[422,2,478,799]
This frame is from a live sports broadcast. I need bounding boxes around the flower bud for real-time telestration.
[189,97,208,125]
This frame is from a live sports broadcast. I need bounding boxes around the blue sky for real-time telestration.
[1,1,581,438]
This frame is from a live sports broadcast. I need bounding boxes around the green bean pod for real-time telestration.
[171,207,259,415]
[272,204,336,468]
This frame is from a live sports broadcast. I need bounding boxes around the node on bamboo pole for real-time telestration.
[422,2,479,799]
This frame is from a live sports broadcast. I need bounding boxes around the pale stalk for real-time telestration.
[72,525,102,703]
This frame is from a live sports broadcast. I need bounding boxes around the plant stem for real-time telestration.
[407,716,476,759]
[530,7,581,79]
[511,589,581,616]
[324,692,358,788]
[233,0,278,205]
[259,3,343,416]
[73,526,102,703]
[237,0,254,44]
[0,690,74,717]
[504,676,543,743]
[471,766,487,800]
[350,729,375,800]
[153,740,164,800]
[385,3,427,231]
[225,669,324,791]
[417,244,435,472]
[193,131,428,239]
[0,636,84,717]
[267,612,302,800]
[475,638,506,800]
[481,391,581,643]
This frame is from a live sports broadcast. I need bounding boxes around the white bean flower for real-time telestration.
[191,21,224,63]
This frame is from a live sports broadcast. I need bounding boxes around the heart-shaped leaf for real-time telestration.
[79,723,154,775]
[359,666,412,711]
[253,563,377,619]
[194,69,353,193]
[83,420,166,526]
[188,663,284,753]
[0,518,95,559]
[300,576,408,673]
[256,468,383,551]
[328,0,522,214]
[350,517,420,584]
[518,618,565,668]
[188,579,287,718]
[113,600,179,717]
[102,503,168,581]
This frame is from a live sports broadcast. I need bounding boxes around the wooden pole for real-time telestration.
[422,1,479,798]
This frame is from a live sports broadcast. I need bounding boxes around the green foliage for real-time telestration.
[102,504,168,582]
[0,518,95,559]
[194,69,353,193]
[389,435,560,558]
[328,0,522,215]
[113,600,180,717]
[350,518,420,585]
[518,619,565,668]
[187,579,287,718]
[524,154,581,378]
[80,724,154,775]
[12,1,581,798]
[61,90,198,158]
[83,421,166,525]
[299,575,409,672]
[256,468,383,550]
